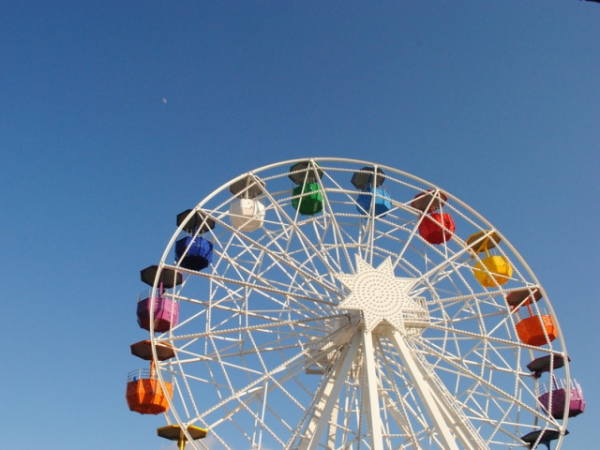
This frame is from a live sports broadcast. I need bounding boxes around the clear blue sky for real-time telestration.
[1,1,598,448]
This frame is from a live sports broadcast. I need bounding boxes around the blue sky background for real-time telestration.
[1,1,598,448]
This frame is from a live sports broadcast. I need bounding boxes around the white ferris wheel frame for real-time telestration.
[146,157,571,450]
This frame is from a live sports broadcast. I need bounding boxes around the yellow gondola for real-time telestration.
[467,231,513,287]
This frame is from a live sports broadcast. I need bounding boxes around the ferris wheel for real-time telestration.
[126,158,585,449]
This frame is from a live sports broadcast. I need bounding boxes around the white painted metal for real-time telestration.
[388,330,484,450]
[296,331,361,450]
[362,329,384,450]
[147,158,571,449]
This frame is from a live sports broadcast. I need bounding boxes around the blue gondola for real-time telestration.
[175,235,213,271]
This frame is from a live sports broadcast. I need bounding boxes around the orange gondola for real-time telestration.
[508,289,558,347]
[127,341,176,415]
[126,365,173,415]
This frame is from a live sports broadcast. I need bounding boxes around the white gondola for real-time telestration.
[229,197,266,231]
[228,175,266,231]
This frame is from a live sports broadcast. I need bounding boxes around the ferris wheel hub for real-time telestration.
[335,255,429,335]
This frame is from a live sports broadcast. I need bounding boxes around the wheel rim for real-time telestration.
[148,158,570,449]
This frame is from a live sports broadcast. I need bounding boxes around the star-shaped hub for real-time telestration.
[335,256,427,334]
